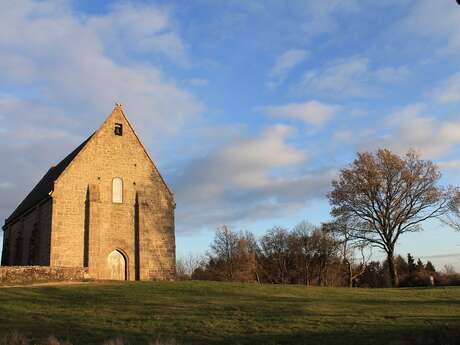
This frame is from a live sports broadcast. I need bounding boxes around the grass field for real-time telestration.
[0,281,459,345]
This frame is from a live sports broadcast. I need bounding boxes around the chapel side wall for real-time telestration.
[39,199,52,265]
[50,108,175,280]
[1,199,52,266]
[1,227,10,266]
[7,222,22,265]
[21,210,38,264]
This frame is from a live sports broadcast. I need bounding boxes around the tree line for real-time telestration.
[177,224,460,287]
[178,149,460,287]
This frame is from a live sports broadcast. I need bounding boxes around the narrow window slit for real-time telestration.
[112,178,123,203]
[114,123,123,136]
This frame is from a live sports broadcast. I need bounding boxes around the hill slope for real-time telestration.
[0,281,459,344]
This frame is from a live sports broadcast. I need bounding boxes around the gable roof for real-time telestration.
[4,135,93,226]
[115,105,173,197]
[54,104,173,198]
[4,104,174,229]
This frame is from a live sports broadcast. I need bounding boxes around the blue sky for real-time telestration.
[1,0,460,270]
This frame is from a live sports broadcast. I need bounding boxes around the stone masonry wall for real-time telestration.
[0,266,89,284]
[1,199,52,266]
[50,106,175,280]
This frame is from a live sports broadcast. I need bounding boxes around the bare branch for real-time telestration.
[328,148,458,287]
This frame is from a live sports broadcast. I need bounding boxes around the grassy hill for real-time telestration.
[0,281,459,345]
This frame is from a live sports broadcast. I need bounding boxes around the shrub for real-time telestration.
[437,273,460,286]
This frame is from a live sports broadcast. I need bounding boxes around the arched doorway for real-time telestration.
[108,250,127,280]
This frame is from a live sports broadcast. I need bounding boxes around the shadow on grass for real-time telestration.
[1,327,460,345]
[0,283,459,345]
[220,327,460,345]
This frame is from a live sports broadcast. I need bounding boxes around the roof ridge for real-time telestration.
[4,134,93,227]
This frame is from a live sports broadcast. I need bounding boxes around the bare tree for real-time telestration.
[290,221,317,286]
[328,149,458,287]
[443,264,457,275]
[176,253,203,280]
[210,226,239,280]
[234,231,259,282]
[176,258,188,280]
[316,225,339,286]
[324,220,371,287]
[260,227,290,283]
[441,196,460,234]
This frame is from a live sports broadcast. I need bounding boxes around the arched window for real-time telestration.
[112,177,123,203]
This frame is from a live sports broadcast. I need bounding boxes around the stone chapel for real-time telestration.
[1,104,176,281]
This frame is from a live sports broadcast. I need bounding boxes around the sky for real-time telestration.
[1,0,460,270]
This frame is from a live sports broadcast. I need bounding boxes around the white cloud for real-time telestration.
[362,104,460,159]
[219,125,305,188]
[180,124,306,193]
[300,1,360,37]
[173,125,334,229]
[0,95,100,222]
[437,160,460,171]
[433,72,460,103]
[265,100,339,127]
[302,57,371,97]
[87,3,188,65]
[301,57,410,98]
[375,66,410,83]
[0,0,202,138]
[0,1,204,225]
[332,129,353,142]
[268,49,308,88]
[402,0,460,53]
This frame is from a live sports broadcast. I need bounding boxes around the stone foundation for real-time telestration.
[0,266,89,284]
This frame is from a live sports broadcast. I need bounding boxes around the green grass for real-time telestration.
[0,281,459,345]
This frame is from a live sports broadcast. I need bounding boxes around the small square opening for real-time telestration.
[115,123,123,136]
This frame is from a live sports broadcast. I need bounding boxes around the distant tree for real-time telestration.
[425,261,436,273]
[416,258,425,272]
[289,221,318,286]
[210,226,239,280]
[443,264,457,275]
[176,253,203,280]
[328,149,458,287]
[325,220,370,287]
[401,254,427,287]
[176,258,188,280]
[203,227,261,282]
[260,227,290,283]
[394,255,409,280]
[358,261,389,288]
[407,253,416,276]
[316,225,340,286]
[234,231,259,282]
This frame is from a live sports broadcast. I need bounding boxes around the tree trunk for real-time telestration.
[319,259,327,287]
[346,260,353,288]
[318,262,324,286]
[387,250,399,287]
[255,270,261,284]
[304,262,310,286]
